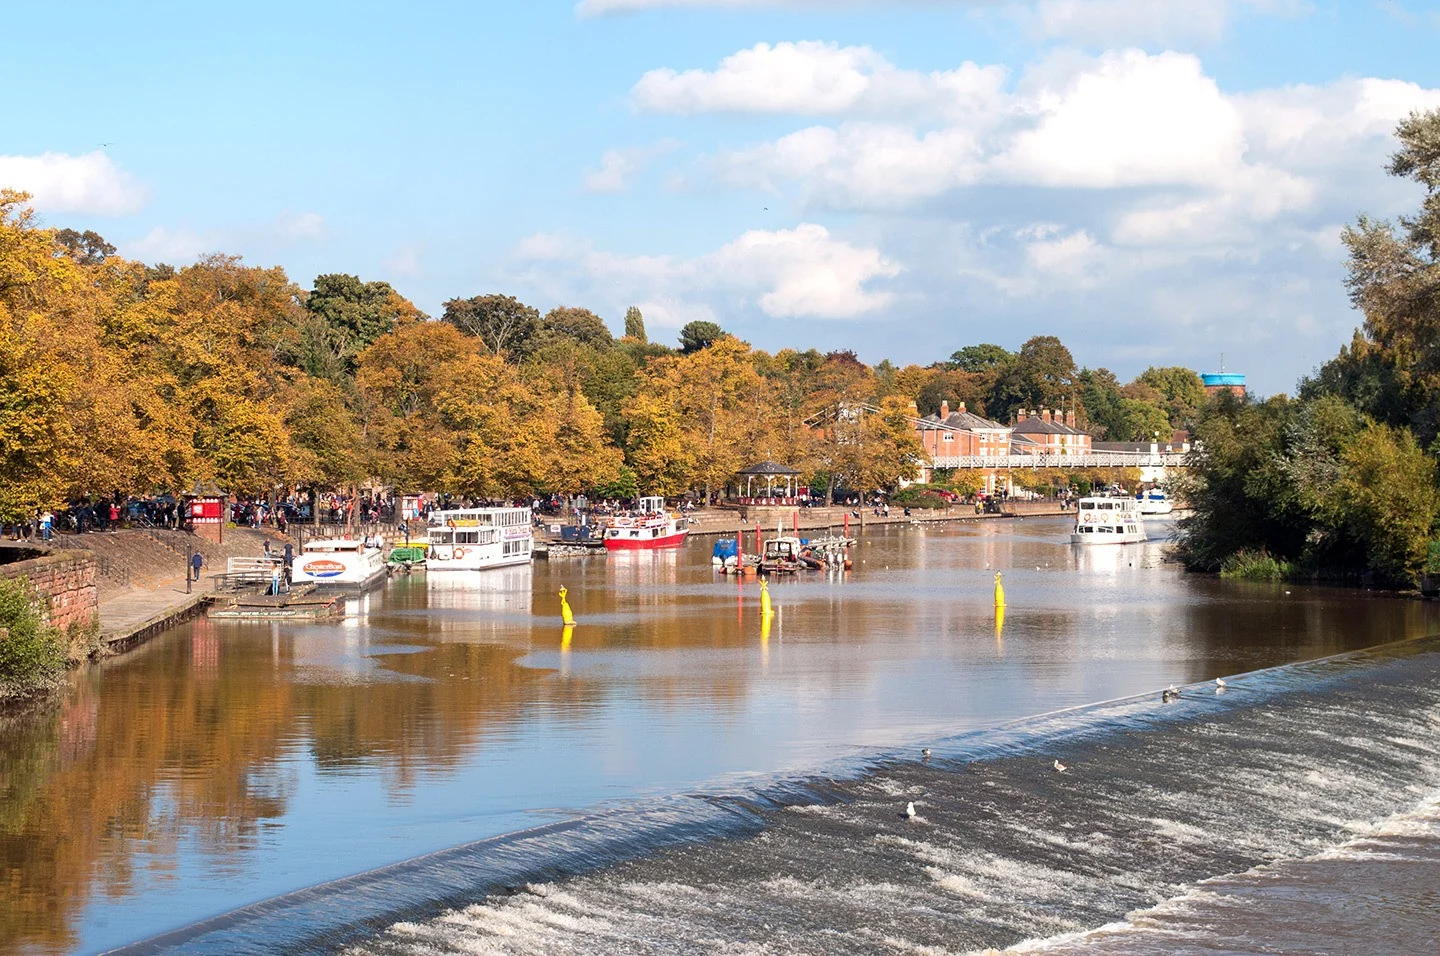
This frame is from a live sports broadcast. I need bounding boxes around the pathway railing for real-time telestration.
[927,452,1190,469]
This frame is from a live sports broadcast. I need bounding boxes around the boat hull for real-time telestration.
[425,553,533,571]
[1070,531,1148,545]
[604,531,688,550]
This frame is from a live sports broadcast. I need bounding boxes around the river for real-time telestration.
[2,516,1437,954]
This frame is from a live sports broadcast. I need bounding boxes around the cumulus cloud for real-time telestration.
[515,223,900,323]
[632,41,1007,118]
[697,46,1435,254]
[582,140,680,193]
[0,151,145,215]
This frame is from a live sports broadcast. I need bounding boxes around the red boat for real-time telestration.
[602,496,689,550]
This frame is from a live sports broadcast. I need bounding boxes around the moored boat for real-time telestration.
[1071,496,1147,545]
[291,538,388,589]
[1136,488,1174,515]
[426,507,534,570]
[603,496,688,550]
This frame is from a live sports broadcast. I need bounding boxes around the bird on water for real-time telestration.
[922,748,932,761]
[1216,677,1227,688]
[1053,759,1068,773]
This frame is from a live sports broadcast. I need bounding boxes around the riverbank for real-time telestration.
[682,500,1070,537]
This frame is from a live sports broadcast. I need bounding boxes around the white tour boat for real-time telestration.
[1136,488,1174,515]
[1071,496,1147,545]
[603,496,688,550]
[425,507,534,571]
[291,538,388,589]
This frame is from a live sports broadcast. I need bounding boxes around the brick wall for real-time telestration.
[0,551,99,646]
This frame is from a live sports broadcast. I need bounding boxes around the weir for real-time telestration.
[116,636,1440,956]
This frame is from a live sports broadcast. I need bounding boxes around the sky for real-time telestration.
[4,0,1440,395]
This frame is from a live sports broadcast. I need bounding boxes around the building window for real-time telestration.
[943,433,954,442]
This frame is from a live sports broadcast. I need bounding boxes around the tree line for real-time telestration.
[1178,109,1440,587]
[0,189,1206,524]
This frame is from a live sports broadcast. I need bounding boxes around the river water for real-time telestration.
[2,517,1438,954]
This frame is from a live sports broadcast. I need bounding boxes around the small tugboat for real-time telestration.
[1071,496,1147,545]
[603,496,688,550]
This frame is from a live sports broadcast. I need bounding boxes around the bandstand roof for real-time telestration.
[737,461,800,476]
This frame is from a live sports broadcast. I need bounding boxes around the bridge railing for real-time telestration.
[927,452,1189,469]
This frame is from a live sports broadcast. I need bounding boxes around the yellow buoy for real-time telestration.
[760,577,775,617]
[994,572,1006,609]
[559,585,576,626]
[760,611,772,643]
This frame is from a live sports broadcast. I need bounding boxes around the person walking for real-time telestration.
[190,550,204,586]
[282,542,294,589]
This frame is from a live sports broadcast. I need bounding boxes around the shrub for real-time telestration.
[1218,549,1294,582]
[0,577,66,695]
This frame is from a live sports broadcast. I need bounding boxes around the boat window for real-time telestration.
[1079,501,1094,510]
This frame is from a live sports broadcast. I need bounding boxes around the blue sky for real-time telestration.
[5,1,1439,394]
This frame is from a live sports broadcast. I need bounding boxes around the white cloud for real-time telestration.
[127,226,212,263]
[584,0,1303,47]
[1020,0,1234,46]
[275,211,325,239]
[0,151,145,216]
[515,223,900,322]
[582,140,680,193]
[633,41,1007,119]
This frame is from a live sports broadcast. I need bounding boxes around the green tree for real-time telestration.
[678,320,725,354]
[295,273,421,379]
[1334,423,1439,584]
[949,343,1012,372]
[1305,109,1440,444]
[623,305,647,343]
[0,578,66,692]
[540,306,613,348]
[441,294,540,360]
[1137,365,1207,428]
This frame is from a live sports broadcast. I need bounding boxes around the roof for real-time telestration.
[737,460,800,476]
[1013,415,1086,436]
[919,410,1006,431]
[185,479,227,498]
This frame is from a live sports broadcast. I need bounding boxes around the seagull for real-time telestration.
[1053,759,1068,774]
[922,748,932,761]
[1216,677,1227,688]
[905,801,917,819]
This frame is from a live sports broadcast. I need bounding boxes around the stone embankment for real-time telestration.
[43,527,290,652]
[0,549,100,657]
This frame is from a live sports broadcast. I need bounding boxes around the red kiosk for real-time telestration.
[185,480,228,543]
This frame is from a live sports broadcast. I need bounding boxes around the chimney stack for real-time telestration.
[1042,409,1052,423]
[1066,409,1075,428]
[958,401,966,414]
[940,400,950,420]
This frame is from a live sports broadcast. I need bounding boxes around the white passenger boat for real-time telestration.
[1071,496,1147,545]
[291,538,388,589]
[1136,488,1174,515]
[425,507,534,571]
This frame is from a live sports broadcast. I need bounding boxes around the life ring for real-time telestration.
[453,547,467,558]
[1082,514,1093,523]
